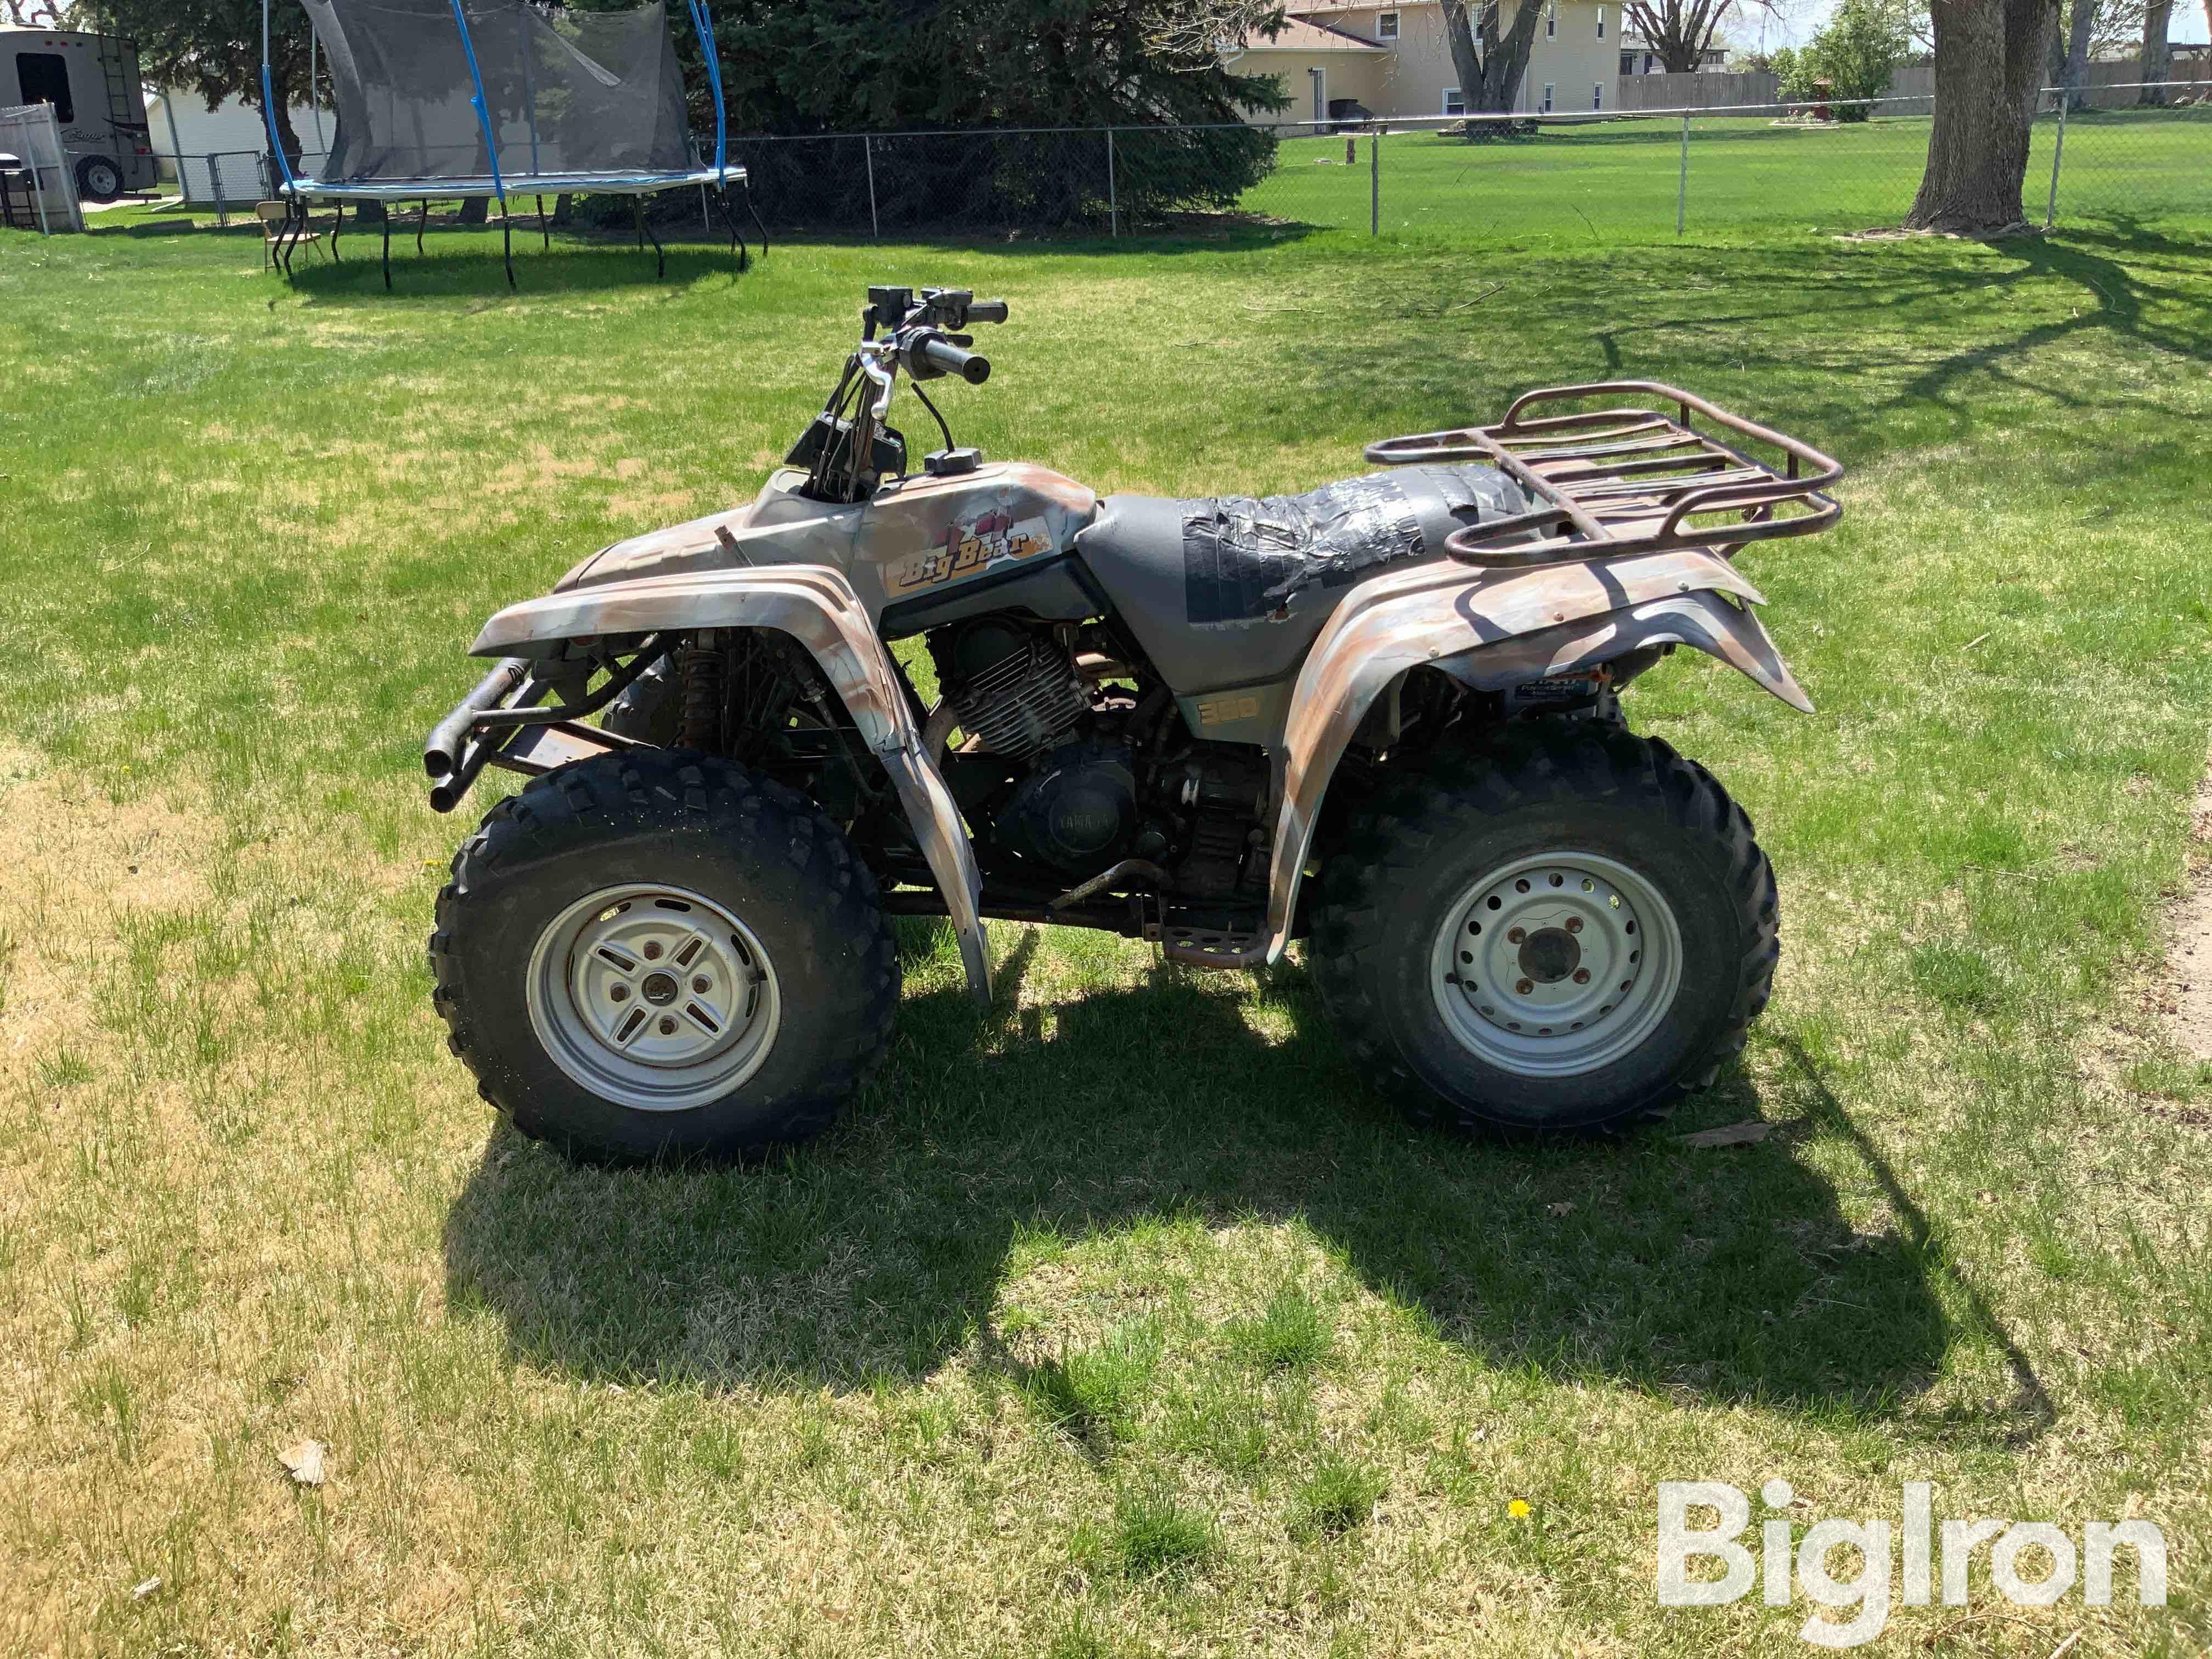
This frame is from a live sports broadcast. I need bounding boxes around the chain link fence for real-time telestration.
[127,83,2209,244]
[729,88,2209,243]
[2042,86,2212,227]
[149,149,334,223]
[1353,87,2209,241]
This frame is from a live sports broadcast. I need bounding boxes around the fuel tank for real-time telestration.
[553,462,1098,623]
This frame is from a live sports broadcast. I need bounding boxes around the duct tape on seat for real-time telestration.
[1180,466,1520,627]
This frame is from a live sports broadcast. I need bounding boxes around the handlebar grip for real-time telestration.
[967,298,1009,325]
[922,336,991,385]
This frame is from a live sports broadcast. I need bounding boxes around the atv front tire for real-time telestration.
[1310,726,1777,1133]
[429,751,898,1162]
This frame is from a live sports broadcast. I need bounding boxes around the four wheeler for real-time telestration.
[423,285,1842,1162]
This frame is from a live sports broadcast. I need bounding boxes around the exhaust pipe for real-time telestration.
[424,658,528,778]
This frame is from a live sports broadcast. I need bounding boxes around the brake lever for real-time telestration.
[858,348,895,420]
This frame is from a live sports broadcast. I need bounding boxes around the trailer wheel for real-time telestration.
[1309,725,1778,1134]
[75,156,123,204]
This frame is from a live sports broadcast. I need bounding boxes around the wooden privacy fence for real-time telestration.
[1613,59,2210,114]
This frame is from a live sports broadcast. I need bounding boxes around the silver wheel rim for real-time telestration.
[1429,850,1683,1078]
[526,883,780,1112]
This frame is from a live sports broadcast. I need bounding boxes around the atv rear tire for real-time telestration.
[428,750,898,1162]
[1309,726,1777,1133]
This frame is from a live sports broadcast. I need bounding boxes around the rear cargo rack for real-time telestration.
[1366,381,1842,568]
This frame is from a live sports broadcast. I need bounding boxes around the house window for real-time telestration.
[1542,82,1555,112]
[1443,86,1466,115]
[1620,51,1635,74]
[1596,5,1606,38]
[1545,3,1556,37]
[1593,81,1604,108]
[1378,10,1400,38]
[15,53,73,125]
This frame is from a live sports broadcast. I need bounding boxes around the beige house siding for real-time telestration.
[1282,1,1621,117]
[1234,46,1389,121]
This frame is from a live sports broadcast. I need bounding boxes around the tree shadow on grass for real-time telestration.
[442,927,2035,1436]
[277,236,755,302]
[274,213,1323,302]
[1279,231,2212,486]
[763,219,1327,261]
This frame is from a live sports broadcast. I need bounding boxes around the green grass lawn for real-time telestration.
[2,197,2211,1656]
[1239,105,2212,242]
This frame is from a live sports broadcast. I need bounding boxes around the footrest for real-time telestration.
[1161,926,1263,969]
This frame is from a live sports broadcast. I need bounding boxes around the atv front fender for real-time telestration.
[471,566,992,1005]
[1247,548,1807,969]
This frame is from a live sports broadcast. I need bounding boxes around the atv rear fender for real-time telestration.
[1234,546,1809,971]
[470,566,994,1005]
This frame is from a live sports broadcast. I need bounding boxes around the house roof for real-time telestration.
[1288,2,1441,14]
[1241,15,1390,51]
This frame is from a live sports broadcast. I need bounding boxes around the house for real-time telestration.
[1242,1,1622,119]
[1227,15,1392,122]
[1618,31,1730,75]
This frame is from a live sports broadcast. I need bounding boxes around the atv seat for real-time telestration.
[1071,463,1526,697]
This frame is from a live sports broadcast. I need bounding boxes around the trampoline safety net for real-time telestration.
[302,0,694,190]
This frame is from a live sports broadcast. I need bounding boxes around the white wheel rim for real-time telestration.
[1429,850,1683,1078]
[526,883,780,1112]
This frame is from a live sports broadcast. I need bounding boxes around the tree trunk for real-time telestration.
[1441,0,1547,118]
[1441,0,1489,119]
[1479,0,1548,109]
[1904,0,2057,233]
[2138,0,2172,103]
[2061,0,2096,109]
[458,196,489,225]
[268,72,304,185]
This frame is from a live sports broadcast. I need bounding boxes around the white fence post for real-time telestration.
[1370,128,1380,235]
[1107,127,1118,237]
[2044,93,2068,229]
[1676,114,1689,236]
[864,133,879,240]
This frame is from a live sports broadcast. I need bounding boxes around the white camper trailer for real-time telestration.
[1,27,155,201]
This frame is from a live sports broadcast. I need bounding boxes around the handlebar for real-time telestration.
[966,298,1008,325]
[918,334,991,385]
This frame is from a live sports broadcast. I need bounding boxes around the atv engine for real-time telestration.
[937,616,1087,760]
[929,616,1266,899]
[932,617,1137,879]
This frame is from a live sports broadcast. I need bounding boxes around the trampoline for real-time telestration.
[260,0,765,286]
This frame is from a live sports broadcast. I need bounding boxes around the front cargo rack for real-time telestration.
[1365,381,1843,568]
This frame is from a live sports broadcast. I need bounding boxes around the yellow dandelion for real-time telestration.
[1508,1498,1531,1519]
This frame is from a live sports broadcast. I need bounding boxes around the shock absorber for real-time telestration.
[676,633,724,753]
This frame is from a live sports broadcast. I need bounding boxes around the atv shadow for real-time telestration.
[443,928,2016,1430]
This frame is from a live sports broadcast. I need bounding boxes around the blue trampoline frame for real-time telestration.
[259,0,760,286]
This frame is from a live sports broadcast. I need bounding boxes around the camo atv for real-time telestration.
[423,285,1841,1161]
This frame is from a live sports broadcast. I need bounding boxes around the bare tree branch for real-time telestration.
[1138,0,1289,68]
[1622,0,1781,72]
